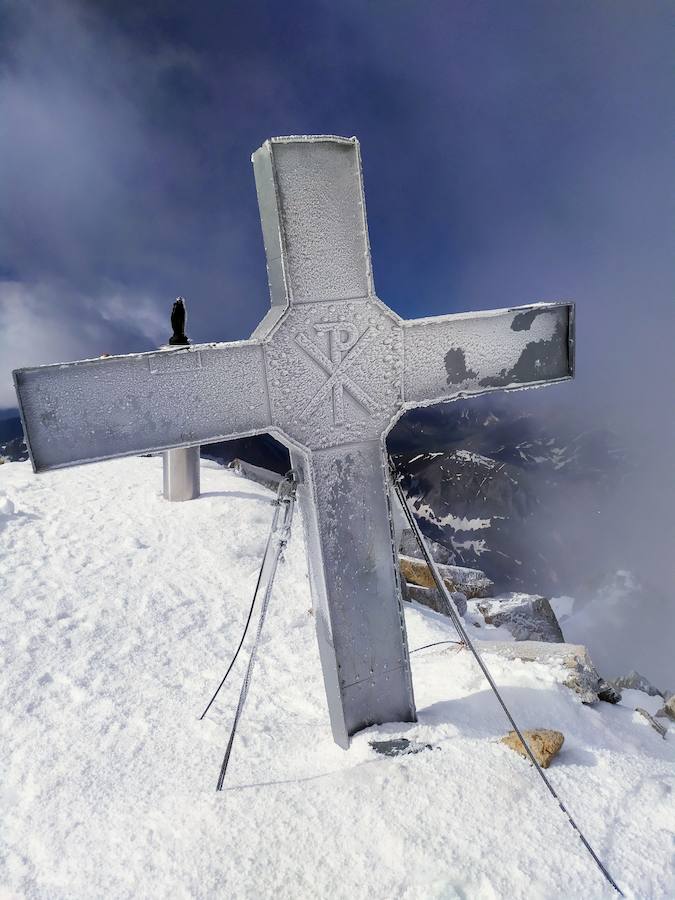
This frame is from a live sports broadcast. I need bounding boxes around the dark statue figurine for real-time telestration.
[168,297,190,345]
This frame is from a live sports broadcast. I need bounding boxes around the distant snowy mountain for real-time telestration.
[390,399,628,593]
[0,414,28,462]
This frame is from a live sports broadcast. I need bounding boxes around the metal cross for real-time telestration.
[13,135,574,748]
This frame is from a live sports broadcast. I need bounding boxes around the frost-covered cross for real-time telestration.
[13,136,574,748]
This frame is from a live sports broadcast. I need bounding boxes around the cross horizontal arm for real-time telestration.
[14,341,271,472]
[402,302,574,407]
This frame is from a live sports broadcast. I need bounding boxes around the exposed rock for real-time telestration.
[635,708,667,739]
[442,565,494,599]
[391,407,628,593]
[501,729,564,768]
[0,436,28,463]
[611,670,665,699]
[478,640,617,705]
[597,679,622,704]
[656,695,675,722]
[399,555,494,599]
[475,593,564,643]
[405,583,467,617]
[370,738,434,757]
[400,555,436,589]
[399,528,452,564]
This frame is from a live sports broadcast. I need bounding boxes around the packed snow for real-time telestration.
[1,457,673,899]
[410,501,491,533]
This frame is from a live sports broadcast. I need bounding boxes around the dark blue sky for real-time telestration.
[1,1,671,413]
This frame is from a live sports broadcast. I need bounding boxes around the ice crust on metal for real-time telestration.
[265,298,403,450]
[14,343,271,471]
[252,136,373,306]
[13,135,574,749]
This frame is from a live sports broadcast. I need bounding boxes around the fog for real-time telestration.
[1,1,672,684]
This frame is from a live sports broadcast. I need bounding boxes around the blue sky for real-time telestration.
[0,0,672,437]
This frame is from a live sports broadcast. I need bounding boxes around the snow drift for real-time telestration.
[0,457,673,898]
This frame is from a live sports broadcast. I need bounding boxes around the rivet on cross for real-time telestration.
[13,135,574,749]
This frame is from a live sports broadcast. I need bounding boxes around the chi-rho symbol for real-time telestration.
[296,320,379,425]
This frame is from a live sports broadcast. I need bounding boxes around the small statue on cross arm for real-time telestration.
[169,297,190,345]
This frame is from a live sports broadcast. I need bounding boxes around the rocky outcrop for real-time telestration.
[478,640,621,705]
[399,553,488,618]
[501,729,564,768]
[400,555,494,599]
[475,593,564,643]
[656,695,675,722]
[399,528,452,565]
[403,582,467,617]
[635,708,667,738]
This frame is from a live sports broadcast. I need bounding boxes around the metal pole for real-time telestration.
[162,297,201,502]
[163,445,200,501]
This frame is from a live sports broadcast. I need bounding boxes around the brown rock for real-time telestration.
[400,555,437,589]
[656,694,675,722]
[399,555,494,599]
[500,729,564,768]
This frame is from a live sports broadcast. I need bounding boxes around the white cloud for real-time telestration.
[0,280,166,407]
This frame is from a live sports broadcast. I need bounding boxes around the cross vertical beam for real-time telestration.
[252,136,373,306]
[254,137,418,744]
[291,442,415,747]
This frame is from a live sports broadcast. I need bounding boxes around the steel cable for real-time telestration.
[390,461,623,896]
[214,472,297,790]
[199,505,280,721]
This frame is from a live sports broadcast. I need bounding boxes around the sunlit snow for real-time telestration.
[1,457,673,898]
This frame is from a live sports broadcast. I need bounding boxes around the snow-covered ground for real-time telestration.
[1,457,673,899]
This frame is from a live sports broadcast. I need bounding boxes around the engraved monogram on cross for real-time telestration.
[296,321,378,424]
[13,135,574,749]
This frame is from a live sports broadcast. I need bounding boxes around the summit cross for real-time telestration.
[13,135,574,748]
